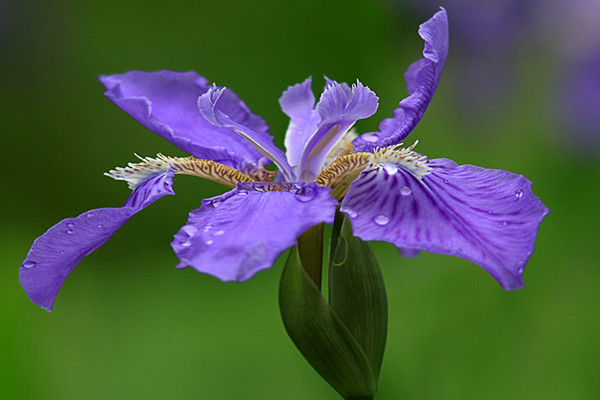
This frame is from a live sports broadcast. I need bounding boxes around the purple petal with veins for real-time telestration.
[20,171,175,311]
[296,79,378,181]
[280,77,320,171]
[172,182,337,282]
[341,158,549,289]
[100,70,267,170]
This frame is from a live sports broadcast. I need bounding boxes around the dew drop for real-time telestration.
[443,179,449,184]
[59,250,65,254]
[87,213,94,218]
[515,189,524,199]
[66,229,74,234]
[400,186,412,196]
[517,264,525,274]
[206,240,214,245]
[96,224,103,229]
[502,221,508,226]
[67,223,75,228]
[344,209,358,218]
[331,236,348,266]
[237,191,249,196]
[383,164,398,175]
[214,230,225,236]
[203,225,213,233]
[182,225,198,236]
[373,214,390,226]
[361,132,380,143]
[211,200,222,208]
[295,188,317,202]
[180,240,192,247]
[22,261,36,269]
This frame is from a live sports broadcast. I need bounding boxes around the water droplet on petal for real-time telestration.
[237,191,249,196]
[206,240,214,245]
[96,224,103,229]
[203,225,213,233]
[59,250,65,254]
[295,187,317,202]
[212,200,222,207]
[400,186,412,196]
[383,164,398,175]
[180,240,192,247]
[361,132,380,143]
[67,223,75,228]
[87,213,94,218]
[502,221,508,226]
[22,261,36,269]
[443,179,449,184]
[182,225,198,236]
[214,230,225,236]
[374,215,390,226]
[344,209,358,218]
[66,230,74,234]
[517,263,525,274]
[515,189,524,199]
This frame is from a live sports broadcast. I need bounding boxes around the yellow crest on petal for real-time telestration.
[105,154,254,189]
[316,152,372,199]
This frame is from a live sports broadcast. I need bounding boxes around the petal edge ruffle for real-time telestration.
[353,8,449,151]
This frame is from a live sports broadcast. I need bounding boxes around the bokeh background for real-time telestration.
[2,0,599,399]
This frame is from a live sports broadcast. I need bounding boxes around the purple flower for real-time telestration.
[20,9,548,311]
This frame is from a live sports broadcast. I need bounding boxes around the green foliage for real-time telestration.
[279,214,387,399]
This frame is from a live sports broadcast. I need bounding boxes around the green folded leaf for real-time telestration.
[329,213,388,382]
[279,245,377,400]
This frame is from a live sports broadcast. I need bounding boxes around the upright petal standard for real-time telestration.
[20,8,548,312]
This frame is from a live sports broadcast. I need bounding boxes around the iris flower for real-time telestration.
[20,9,548,312]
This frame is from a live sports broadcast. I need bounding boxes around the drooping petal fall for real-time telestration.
[20,171,175,311]
[172,182,337,282]
[353,8,449,151]
[341,158,549,289]
[100,70,268,171]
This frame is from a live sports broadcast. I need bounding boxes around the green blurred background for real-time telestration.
[2,0,599,399]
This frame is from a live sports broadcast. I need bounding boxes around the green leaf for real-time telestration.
[279,246,377,400]
[329,213,388,382]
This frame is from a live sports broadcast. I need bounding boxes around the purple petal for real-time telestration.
[341,158,549,289]
[353,8,449,151]
[20,171,175,311]
[172,182,337,281]
[198,85,295,181]
[297,79,378,181]
[280,78,320,170]
[100,70,267,170]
